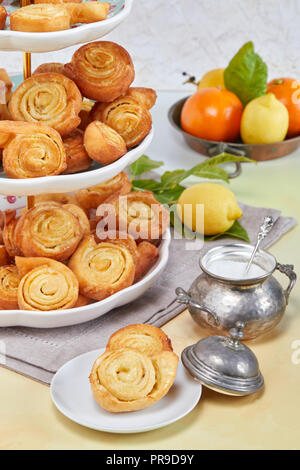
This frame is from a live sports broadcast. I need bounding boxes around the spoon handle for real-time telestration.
[245,216,274,273]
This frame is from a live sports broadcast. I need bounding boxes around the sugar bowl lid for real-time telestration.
[181,321,264,396]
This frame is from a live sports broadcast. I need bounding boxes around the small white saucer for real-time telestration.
[50,348,202,434]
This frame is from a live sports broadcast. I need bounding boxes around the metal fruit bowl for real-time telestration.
[168,96,300,162]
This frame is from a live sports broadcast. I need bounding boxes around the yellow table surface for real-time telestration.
[0,91,300,450]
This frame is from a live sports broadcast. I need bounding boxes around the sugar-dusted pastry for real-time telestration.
[9,73,82,137]
[107,324,173,355]
[127,87,157,110]
[16,257,79,311]
[69,235,135,300]
[63,203,90,235]
[89,324,178,412]
[62,129,92,174]
[84,121,127,165]
[33,63,65,76]
[91,96,152,148]
[103,191,170,244]
[75,171,131,210]
[134,241,159,282]
[0,245,9,267]
[78,99,93,131]
[0,6,7,30]
[0,265,20,310]
[10,4,71,32]
[0,121,66,179]
[2,210,22,258]
[65,2,110,24]
[64,41,135,102]
[15,203,83,261]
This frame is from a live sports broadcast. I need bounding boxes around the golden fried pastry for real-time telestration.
[9,73,82,137]
[65,2,110,24]
[62,129,92,174]
[15,203,83,261]
[0,6,7,30]
[127,87,157,110]
[69,235,135,300]
[10,4,71,32]
[94,230,138,266]
[0,265,20,310]
[0,69,13,104]
[107,324,173,355]
[34,0,82,4]
[63,203,90,235]
[0,245,9,267]
[2,210,22,258]
[84,121,127,165]
[64,41,135,102]
[0,121,66,179]
[33,192,79,207]
[0,104,11,121]
[134,241,159,282]
[78,99,94,131]
[89,347,178,412]
[0,211,4,245]
[75,171,131,210]
[33,63,65,76]
[73,294,90,308]
[102,191,170,244]
[91,96,152,148]
[16,257,79,311]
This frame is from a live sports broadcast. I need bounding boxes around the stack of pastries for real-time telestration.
[0,40,156,178]
[90,324,179,412]
[0,172,170,311]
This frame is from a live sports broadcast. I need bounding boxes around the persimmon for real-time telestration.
[180,87,243,142]
[267,78,300,138]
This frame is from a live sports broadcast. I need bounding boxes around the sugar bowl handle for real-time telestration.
[175,287,220,326]
[276,263,297,304]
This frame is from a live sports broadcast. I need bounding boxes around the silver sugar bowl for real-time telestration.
[176,243,297,340]
[182,321,264,396]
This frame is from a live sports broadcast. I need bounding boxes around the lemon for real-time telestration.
[198,68,225,90]
[241,93,289,144]
[177,183,243,235]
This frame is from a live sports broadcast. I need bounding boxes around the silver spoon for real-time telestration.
[245,216,275,273]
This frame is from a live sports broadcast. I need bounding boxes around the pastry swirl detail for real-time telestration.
[9,73,82,137]
[64,41,135,102]
[68,235,135,300]
[0,265,20,310]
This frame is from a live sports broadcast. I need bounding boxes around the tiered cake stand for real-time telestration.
[0,0,170,329]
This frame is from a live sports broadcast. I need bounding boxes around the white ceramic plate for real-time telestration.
[50,348,202,434]
[0,228,171,328]
[0,0,133,53]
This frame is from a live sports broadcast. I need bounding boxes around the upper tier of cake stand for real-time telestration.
[0,0,132,53]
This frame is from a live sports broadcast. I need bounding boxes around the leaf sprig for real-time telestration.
[129,153,254,243]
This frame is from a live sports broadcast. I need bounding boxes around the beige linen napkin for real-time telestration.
[0,203,296,384]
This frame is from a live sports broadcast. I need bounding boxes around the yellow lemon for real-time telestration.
[177,183,243,235]
[241,93,289,144]
[198,68,225,90]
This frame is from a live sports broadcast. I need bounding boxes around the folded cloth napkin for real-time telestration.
[0,203,296,384]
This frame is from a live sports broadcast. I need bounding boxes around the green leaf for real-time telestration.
[191,165,230,183]
[224,41,268,106]
[197,152,256,168]
[132,179,163,192]
[152,185,186,205]
[205,220,250,243]
[130,155,164,178]
[160,169,187,187]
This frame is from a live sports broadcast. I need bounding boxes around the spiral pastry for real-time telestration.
[33,63,65,76]
[89,348,178,412]
[94,230,138,266]
[64,41,135,102]
[62,129,92,174]
[10,4,71,32]
[15,203,83,261]
[103,191,170,244]
[9,73,82,137]
[0,246,8,267]
[2,210,22,258]
[78,99,93,131]
[68,235,135,300]
[75,171,132,210]
[0,266,20,310]
[127,87,157,110]
[91,96,152,148]
[107,324,173,356]
[0,122,66,179]
[0,6,7,31]
[134,241,159,282]
[84,121,127,165]
[16,257,79,311]
[33,192,79,207]
[63,203,90,236]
